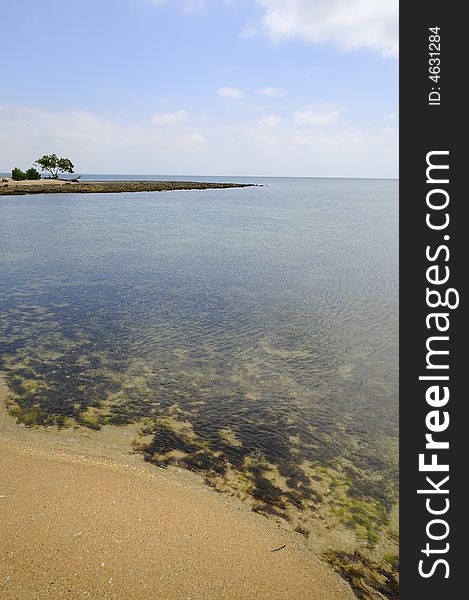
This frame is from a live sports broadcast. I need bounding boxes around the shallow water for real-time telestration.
[0,176,398,548]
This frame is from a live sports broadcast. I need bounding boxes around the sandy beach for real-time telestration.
[0,382,354,600]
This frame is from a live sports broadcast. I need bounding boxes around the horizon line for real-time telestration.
[1,171,398,181]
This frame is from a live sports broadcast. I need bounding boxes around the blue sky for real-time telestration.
[0,0,398,177]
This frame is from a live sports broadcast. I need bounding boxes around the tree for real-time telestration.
[12,167,27,181]
[12,166,42,180]
[25,167,41,180]
[35,154,74,179]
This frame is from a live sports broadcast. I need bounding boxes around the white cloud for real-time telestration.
[0,104,397,177]
[227,121,397,177]
[144,0,235,14]
[258,114,283,127]
[240,19,258,39]
[178,0,206,13]
[144,0,206,12]
[216,87,243,99]
[151,110,189,125]
[257,0,398,57]
[0,105,205,174]
[258,87,287,97]
[293,106,340,126]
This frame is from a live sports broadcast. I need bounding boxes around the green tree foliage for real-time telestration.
[11,167,27,180]
[11,166,43,180]
[35,154,74,179]
[25,167,41,180]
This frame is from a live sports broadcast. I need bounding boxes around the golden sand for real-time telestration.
[0,384,354,600]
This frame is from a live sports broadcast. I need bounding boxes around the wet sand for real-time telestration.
[0,384,354,600]
[0,177,254,196]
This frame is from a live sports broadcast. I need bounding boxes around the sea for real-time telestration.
[0,175,398,548]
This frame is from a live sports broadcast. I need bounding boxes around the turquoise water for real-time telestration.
[0,177,398,535]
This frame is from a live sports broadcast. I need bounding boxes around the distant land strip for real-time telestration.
[0,180,257,196]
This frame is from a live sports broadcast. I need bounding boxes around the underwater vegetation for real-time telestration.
[0,294,399,599]
[323,551,399,600]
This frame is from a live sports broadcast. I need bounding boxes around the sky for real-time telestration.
[0,0,398,177]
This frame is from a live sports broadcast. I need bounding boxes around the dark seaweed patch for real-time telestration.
[142,424,200,456]
[252,504,291,522]
[182,452,227,476]
[250,472,285,507]
[284,490,305,510]
[323,551,399,600]
[294,525,310,537]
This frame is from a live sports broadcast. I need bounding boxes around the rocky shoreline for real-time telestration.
[0,179,256,196]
